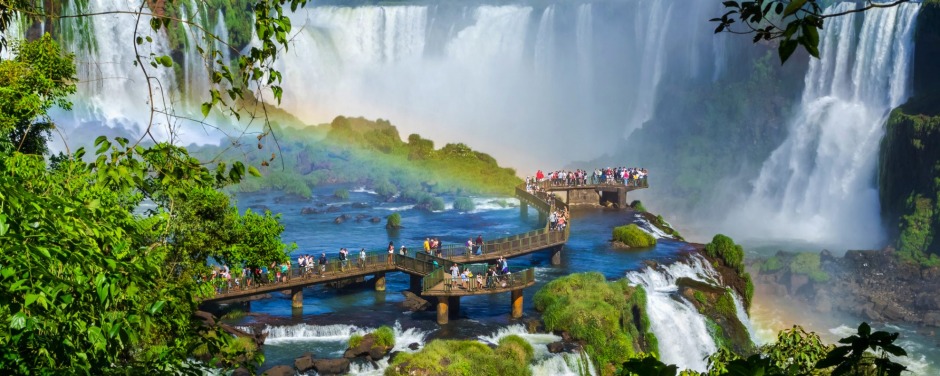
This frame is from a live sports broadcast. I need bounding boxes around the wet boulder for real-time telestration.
[401,291,431,312]
[547,341,565,354]
[295,352,315,373]
[351,202,371,209]
[313,358,350,375]
[334,214,350,224]
[344,333,376,358]
[370,217,382,223]
[301,207,319,215]
[262,365,294,376]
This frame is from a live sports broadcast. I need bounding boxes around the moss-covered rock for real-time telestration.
[533,273,656,375]
[612,224,657,248]
[677,278,754,356]
[879,1,940,263]
[386,336,533,376]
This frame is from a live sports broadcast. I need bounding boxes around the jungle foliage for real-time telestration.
[0,35,291,374]
[613,224,657,248]
[386,335,534,376]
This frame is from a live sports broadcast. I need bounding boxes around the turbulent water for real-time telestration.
[724,2,920,250]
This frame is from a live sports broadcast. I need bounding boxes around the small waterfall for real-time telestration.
[256,323,367,343]
[727,2,920,249]
[626,255,753,372]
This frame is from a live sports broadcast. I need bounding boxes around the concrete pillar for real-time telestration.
[551,246,562,266]
[520,202,528,218]
[618,187,628,209]
[449,296,461,319]
[437,297,449,325]
[375,272,386,292]
[410,274,422,293]
[291,287,303,308]
[511,289,523,319]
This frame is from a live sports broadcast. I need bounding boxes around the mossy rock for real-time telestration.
[387,336,533,376]
[612,224,657,248]
[678,282,754,355]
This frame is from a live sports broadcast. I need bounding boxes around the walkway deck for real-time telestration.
[203,183,571,303]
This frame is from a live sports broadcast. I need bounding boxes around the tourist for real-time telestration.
[465,238,474,257]
[475,234,484,255]
[424,238,431,254]
[387,241,394,265]
[339,248,348,271]
[359,248,367,269]
[400,245,408,256]
[461,268,471,289]
[280,262,289,283]
[450,264,459,285]
[435,238,443,257]
[318,253,327,276]
[549,211,557,231]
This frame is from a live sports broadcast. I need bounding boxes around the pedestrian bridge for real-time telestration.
[202,181,639,324]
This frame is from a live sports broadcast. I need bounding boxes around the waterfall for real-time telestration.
[478,324,598,376]
[625,255,754,372]
[727,2,920,249]
[534,5,556,78]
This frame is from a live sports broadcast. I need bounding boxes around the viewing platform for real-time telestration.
[533,180,647,208]
[203,182,582,324]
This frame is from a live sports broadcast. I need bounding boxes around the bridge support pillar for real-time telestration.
[511,289,523,319]
[520,202,528,218]
[437,297,449,325]
[409,275,422,293]
[291,287,303,309]
[550,246,562,266]
[374,272,386,292]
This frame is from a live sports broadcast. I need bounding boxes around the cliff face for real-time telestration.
[878,1,940,259]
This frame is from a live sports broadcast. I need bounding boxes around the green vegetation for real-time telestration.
[349,334,364,349]
[630,200,647,212]
[714,291,737,319]
[197,117,522,204]
[761,256,783,272]
[896,194,940,266]
[386,213,402,229]
[386,336,533,376]
[0,35,293,373]
[534,273,655,375]
[694,291,708,305]
[333,188,350,200]
[704,234,745,273]
[373,325,395,349]
[453,197,476,212]
[613,224,657,248]
[789,252,831,283]
[652,214,685,241]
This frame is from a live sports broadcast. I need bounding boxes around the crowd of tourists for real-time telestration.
[448,256,511,290]
[527,167,649,188]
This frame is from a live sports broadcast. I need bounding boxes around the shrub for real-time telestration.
[613,224,657,248]
[743,272,754,309]
[373,180,398,197]
[693,291,707,305]
[453,197,476,212]
[789,252,830,283]
[630,200,647,212]
[704,234,745,273]
[333,188,349,200]
[349,334,363,349]
[715,290,737,318]
[386,213,401,228]
[373,325,395,348]
[761,256,783,272]
[429,197,446,211]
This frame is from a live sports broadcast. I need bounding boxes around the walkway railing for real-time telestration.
[425,266,535,294]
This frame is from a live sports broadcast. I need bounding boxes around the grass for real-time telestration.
[704,234,745,273]
[789,253,830,283]
[612,224,656,248]
[349,334,363,349]
[333,188,349,200]
[387,336,533,376]
[630,200,647,212]
[386,213,401,228]
[373,325,395,349]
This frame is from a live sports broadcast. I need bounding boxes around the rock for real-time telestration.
[231,368,252,376]
[301,207,319,215]
[788,273,809,295]
[355,214,369,221]
[262,365,294,376]
[326,206,341,213]
[344,333,376,358]
[408,342,420,351]
[388,351,401,363]
[370,217,382,223]
[369,345,389,360]
[295,352,315,373]
[401,291,431,312]
[524,318,543,333]
[547,341,565,354]
[560,331,572,342]
[352,202,371,209]
[313,358,351,375]
[316,202,327,207]
[334,214,349,224]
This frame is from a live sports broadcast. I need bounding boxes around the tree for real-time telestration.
[711,0,913,63]
[0,34,76,155]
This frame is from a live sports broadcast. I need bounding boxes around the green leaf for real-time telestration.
[882,344,907,357]
[149,300,166,315]
[24,293,39,307]
[778,39,798,64]
[158,55,174,67]
[248,166,261,177]
[0,214,7,236]
[0,267,13,279]
[201,102,211,117]
[858,322,871,337]
[784,0,808,17]
[10,313,26,330]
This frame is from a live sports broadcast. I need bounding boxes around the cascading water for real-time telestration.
[625,255,753,372]
[478,324,597,376]
[725,2,920,249]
